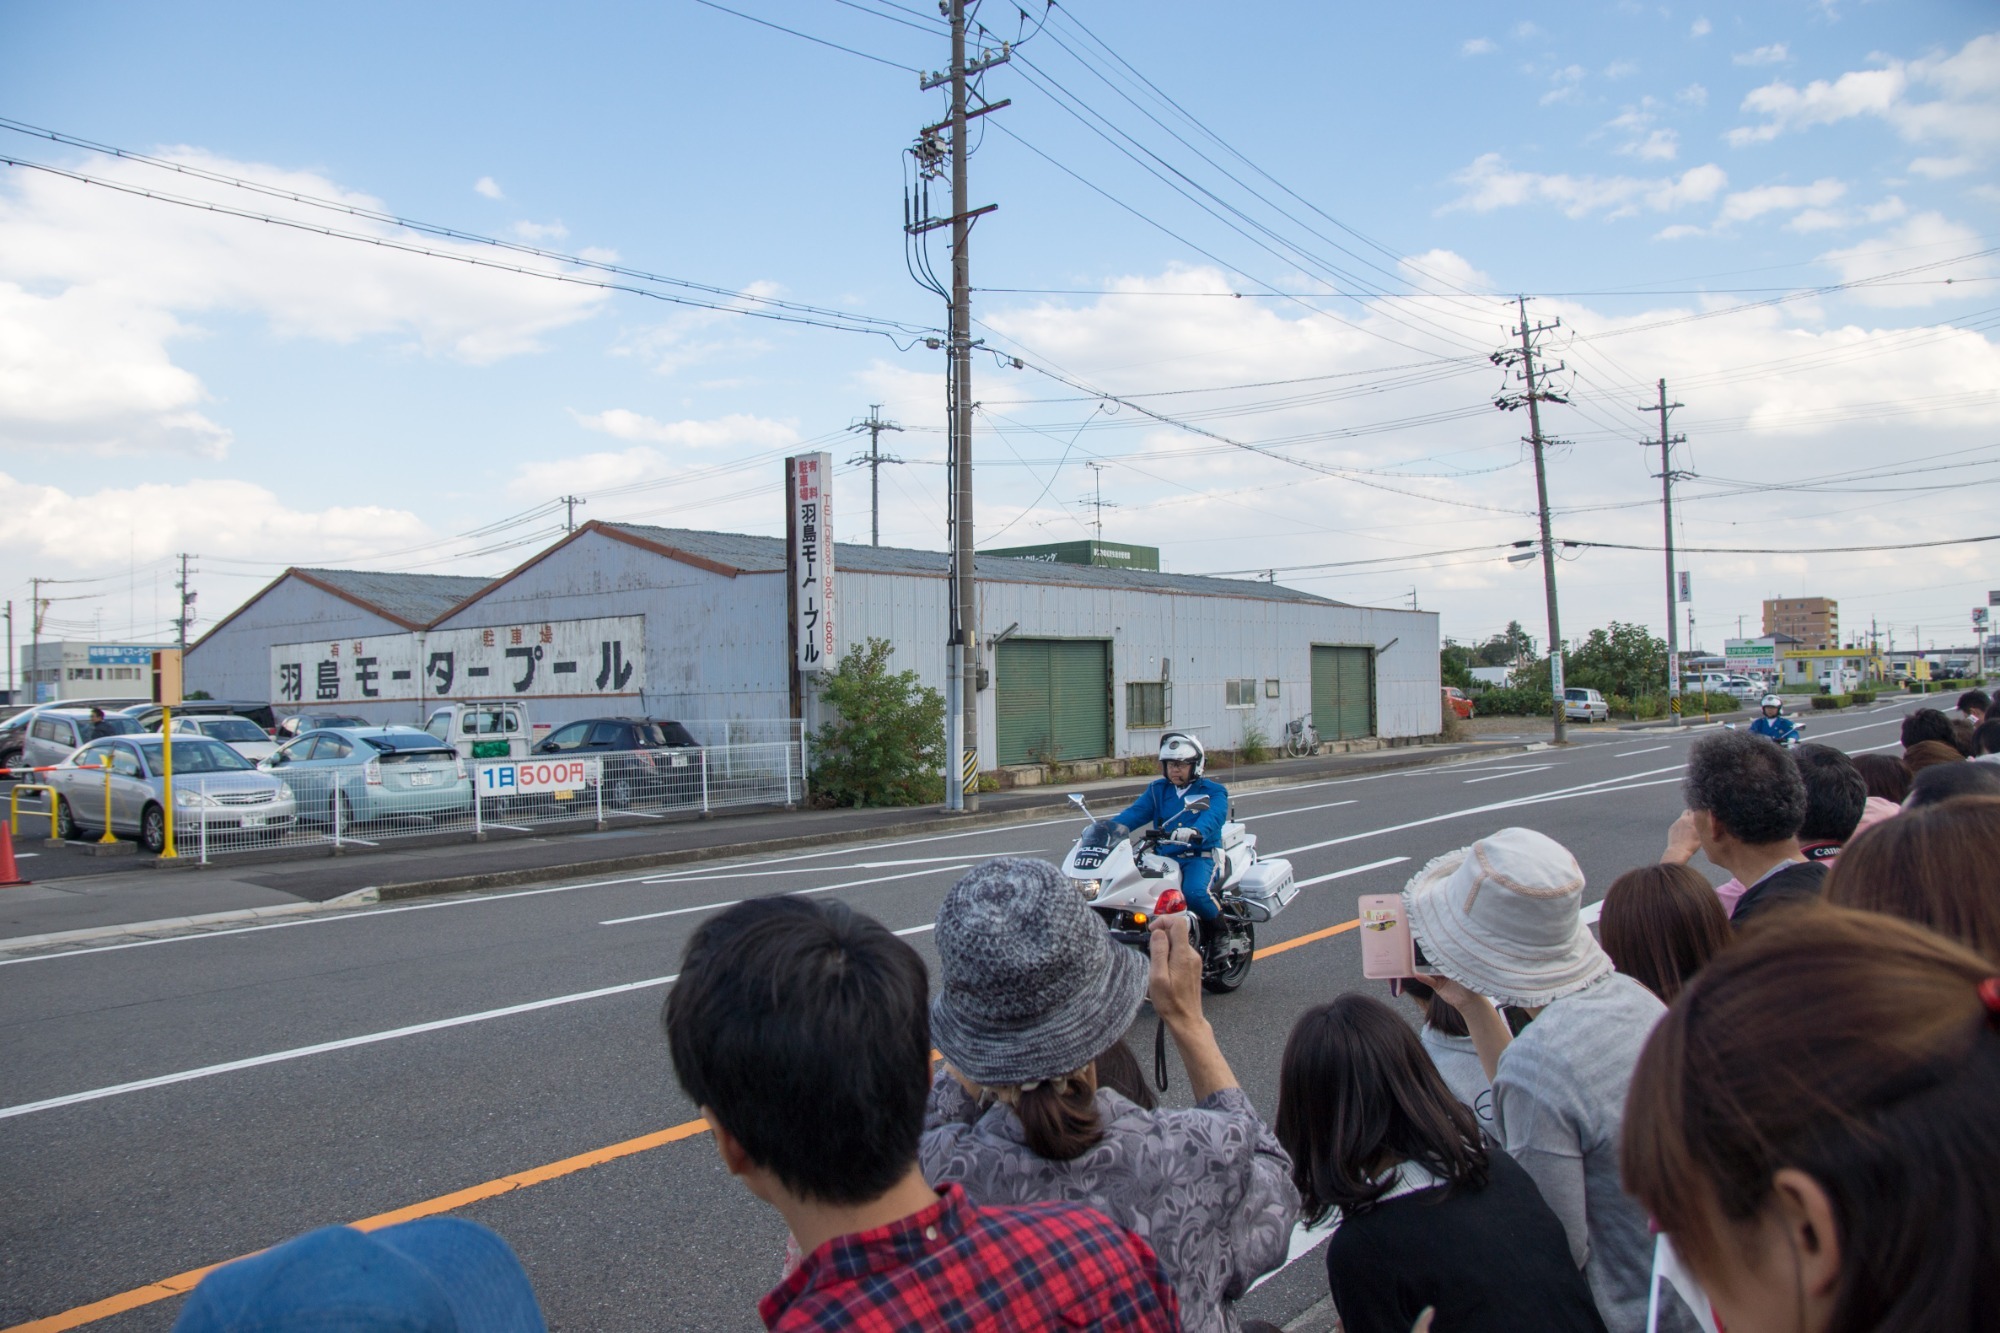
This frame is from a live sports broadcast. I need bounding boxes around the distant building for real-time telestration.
[20,641,173,704]
[983,540,1161,571]
[1762,596,1839,650]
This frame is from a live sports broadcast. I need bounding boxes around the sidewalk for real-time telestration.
[0,735,1545,949]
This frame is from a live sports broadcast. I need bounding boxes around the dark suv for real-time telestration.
[532,717,702,808]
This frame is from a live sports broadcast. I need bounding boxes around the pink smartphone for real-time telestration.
[1358,894,1417,980]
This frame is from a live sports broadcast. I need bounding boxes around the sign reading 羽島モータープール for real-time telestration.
[269,616,645,706]
[789,451,836,673]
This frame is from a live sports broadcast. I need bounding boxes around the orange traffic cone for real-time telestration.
[0,821,30,887]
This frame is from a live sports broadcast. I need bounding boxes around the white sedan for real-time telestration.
[164,714,279,762]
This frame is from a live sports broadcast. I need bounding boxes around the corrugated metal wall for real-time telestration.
[184,581,410,711]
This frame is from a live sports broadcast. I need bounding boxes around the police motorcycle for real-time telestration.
[1060,791,1298,993]
[1734,693,1804,748]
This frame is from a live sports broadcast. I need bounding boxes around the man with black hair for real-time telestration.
[1974,717,2000,763]
[1662,729,1825,923]
[1957,689,1989,725]
[663,896,1179,1332]
[1900,707,1957,751]
[1791,743,1867,861]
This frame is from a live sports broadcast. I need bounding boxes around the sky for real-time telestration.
[1,0,1995,662]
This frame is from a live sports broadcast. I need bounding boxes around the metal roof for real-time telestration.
[292,569,494,625]
[605,524,1347,606]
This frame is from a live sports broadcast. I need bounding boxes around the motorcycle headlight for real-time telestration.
[1075,879,1102,900]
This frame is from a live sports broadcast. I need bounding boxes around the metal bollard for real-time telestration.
[200,779,210,865]
[332,778,343,853]
[700,748,710,817]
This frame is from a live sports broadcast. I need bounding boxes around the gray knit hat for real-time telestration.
[931,857,1149,1087]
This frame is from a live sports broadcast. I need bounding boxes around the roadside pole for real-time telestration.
[159,706,177,858]
[1641,380,1688,727]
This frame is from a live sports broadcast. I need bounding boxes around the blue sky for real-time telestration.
[1,0,1994,658]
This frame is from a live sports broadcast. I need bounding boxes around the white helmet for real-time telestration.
[1158,731,1205,778]
[1761,694,1783,710]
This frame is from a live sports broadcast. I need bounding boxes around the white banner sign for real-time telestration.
[271,616,645,706]
[789,452,837,673]
[476,757,598,797]
[1677,571,1692,604]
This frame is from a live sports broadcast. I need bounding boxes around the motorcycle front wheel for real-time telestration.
[1202,920,1255,993]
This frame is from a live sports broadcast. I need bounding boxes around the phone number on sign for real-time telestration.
[476,758,598,795]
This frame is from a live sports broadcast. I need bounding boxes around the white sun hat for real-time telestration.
[1400,826,1612,1009]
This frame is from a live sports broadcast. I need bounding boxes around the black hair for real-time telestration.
[1958,690,1990,716]
[1906,762,2000,810]
[1901,708,1956,749]
[663,896,930,1206]
[1975,719,2000,758]
[1396,976,1469,1038]
[1277,994,1488,1225]
[1683,728,1807,845]
[1794,743,1868,843]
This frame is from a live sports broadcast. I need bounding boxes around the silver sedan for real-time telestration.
[47,736,298,853]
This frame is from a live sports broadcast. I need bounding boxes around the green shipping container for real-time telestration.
[995,638,1111,765]
[1311,646,1375,742]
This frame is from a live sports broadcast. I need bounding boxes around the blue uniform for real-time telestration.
[1749,714,1799,744]
[1114,775,1229,919]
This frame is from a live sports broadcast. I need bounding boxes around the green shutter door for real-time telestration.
[996,639,1109,765]
[1311,646,1376,741]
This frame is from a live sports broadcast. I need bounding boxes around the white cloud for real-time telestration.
[1443,154,1725,218]
[1462,37,1496,56]
[510,220,569,241]
[1605,60,1639,80]
[1819,212,2000,306]
[1717,177,1847,224]
[1604,104,1680,161]
[1909,154,1975,178]
[474,176,504,200]
[571,409,798,448]
[1734,43,1791,67]
[1678,83,1709,107]
[0,149,607,457]
[1655,223,1706,241]
[1540,64,1588,105]
[507,413,800,501]
[1513,21,1540,39]
[1691,17,1713,37]
[1729,34,2000,155]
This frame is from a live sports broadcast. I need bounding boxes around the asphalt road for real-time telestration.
[0,709,1910,1333]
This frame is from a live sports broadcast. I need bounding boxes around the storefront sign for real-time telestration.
[87,645,156,665]
[270,616,645,705]
[476,757,598,796]
[789,451,837,673]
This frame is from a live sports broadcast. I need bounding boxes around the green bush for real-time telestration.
[1849,689,1876,705]
[809,637,946,807]
[1810,693,1848,710]
[1238,722,1271,765]
[1474,686,1555,716]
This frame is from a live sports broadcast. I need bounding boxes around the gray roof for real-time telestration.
[606,524,1346,606]
[294,568,493,626]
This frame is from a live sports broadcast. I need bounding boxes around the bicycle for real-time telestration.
[1283,713,1319,757]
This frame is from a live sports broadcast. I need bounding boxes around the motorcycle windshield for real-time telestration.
[1078,819,1123,850]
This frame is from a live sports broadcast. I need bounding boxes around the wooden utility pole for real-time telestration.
[1494,297,1570,743]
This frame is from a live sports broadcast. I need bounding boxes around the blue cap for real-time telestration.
[172,1218,547,1333]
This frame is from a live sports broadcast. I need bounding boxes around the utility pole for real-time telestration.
[846,405,904,546]
[174,553,198,653]
[1493,296,1571,743]
[559,495,585,533]
[1080,461,1117,539]
[1640,380,1690,725]
[4,600,12,705]
[29,577,43,705]
[911,3,1008,812]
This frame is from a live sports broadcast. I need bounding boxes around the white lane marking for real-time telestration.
[600,865,969,925]
[482,823,535,833]
[641,853,1017,885]
[0,972,679,1122]
[1462,765,1556,784]
[1580,900,1603,926]
[1291,857,1409,889]
[1848,741,1900,754]
[1240,799,1357,821]
[1616,746,1669,758]
[1248,1216,1341,1292]
[0,817,1087,967]
[893,923,936,937]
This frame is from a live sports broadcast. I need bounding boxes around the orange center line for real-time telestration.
[7,916,1360,1332]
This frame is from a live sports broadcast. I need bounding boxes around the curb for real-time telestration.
[1,739,1541,951]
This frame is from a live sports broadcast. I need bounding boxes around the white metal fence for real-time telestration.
[17,737,807,864]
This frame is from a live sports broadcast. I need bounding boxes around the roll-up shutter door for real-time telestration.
[1310,646,1376,741]
[996,638,1110,765]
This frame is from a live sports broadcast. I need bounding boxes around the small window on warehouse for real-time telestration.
[1225,678,1258,708]
[1265,679,1280,699]
[1126,681,1168,728]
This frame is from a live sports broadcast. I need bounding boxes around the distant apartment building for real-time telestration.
[1762,596,1839,650]
[20,641,170,705]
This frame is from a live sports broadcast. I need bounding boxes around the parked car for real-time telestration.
[0,700,144,772]
[163,714,280,762]
[21,710,145,772]
[1441,687,1475,721]
[274,713,371,741]
[115,699,279,733]
[1562,687,1609,723]
[262,726,472,828]
[424,702,534,761]
[532,717,703,807]
[47,735,297,852]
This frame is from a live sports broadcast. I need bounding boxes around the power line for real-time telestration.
[689,0,920,70]
[1569,533,2000,556]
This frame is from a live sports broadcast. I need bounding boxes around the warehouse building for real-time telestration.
[186,521,1441,770]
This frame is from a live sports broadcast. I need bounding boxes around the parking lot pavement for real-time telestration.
[0,736,1545,947]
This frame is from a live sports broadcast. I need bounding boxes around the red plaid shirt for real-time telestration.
[759,1183,1181,1331]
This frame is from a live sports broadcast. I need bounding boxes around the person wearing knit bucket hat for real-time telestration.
[923,857,1299,1333]
[1401,828,1681,1333]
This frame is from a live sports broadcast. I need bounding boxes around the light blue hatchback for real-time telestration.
[260,726,473,828]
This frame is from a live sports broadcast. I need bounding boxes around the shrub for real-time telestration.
[1810,693,1847,710]
[809,637,945,807]
[1475,686,1555,717]
[1849,689,1876,705]
[1239,722,1271,765]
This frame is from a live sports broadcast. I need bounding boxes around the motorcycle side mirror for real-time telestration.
[1184,795,1211,813]
[1068,793,1089,811]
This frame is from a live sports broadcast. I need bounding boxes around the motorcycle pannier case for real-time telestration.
[1237,859,1298,913]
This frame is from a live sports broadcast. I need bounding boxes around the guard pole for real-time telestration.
[98,754,118,843]
[159,707,177,858]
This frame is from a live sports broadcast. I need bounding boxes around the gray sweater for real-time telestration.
[920,1070,1299,1333]
[1492,972,1667,1333]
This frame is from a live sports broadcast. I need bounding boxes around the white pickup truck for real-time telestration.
[423,701,535,761]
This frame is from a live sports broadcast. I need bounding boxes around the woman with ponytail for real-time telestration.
[922,858,1299,1333]
[1623,906,2000,1332]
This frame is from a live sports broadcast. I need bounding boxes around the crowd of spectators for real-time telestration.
[164,698,1998,1333]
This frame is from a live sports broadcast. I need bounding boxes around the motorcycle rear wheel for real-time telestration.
[1202,920,1255,993]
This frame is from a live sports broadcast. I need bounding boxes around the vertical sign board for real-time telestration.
[1677,571,1692,604]
[789,451,836,673]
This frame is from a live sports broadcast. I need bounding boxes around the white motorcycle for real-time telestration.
[1060,792,1298,993]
